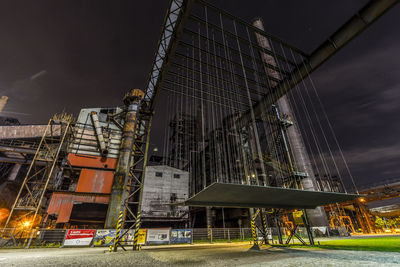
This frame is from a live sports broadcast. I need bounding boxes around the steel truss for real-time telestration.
[112,0,308,251]
[110,102,153,251]
[112,0,397,251]
[111,0,195,251]
[2,118,72,247]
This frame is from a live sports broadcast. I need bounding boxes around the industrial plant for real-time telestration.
[0,0,399,260]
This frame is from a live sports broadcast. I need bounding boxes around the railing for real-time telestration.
[0,228,66,248]
[0,139,40,150]
[0,227,331,249]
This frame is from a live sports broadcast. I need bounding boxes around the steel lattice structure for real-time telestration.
[111,0,398,250]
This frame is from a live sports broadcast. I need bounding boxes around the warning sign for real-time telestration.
[293,210,304,225]
[137,229,147,245]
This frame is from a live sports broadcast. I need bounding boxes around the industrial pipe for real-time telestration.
[0,96,8,114]
[0,156,47,166]
[90,111,108,156]
[237,0,398,127]
[105,89,144,228]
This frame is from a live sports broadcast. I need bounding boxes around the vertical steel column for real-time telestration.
[206,207,212,241]
[261,209,269,244]
[132,115,152,250]
[105,90,142,229]
[274,210,283,244]
[302,209,315,246]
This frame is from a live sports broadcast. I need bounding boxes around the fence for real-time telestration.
[0,228,66,248]
[0,226,331,248]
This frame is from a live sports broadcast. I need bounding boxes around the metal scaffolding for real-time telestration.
[2,117,72,246]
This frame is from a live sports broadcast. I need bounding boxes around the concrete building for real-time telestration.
[141,165,189,228]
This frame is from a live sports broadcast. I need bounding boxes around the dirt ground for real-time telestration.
[1,242,400,266]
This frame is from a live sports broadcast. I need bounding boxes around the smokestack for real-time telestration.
[0,96,8,113]
[252,18,329,227]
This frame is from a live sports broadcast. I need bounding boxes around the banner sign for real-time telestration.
[137,229,147,245]
[122,229,135,245]
[92,229,138,246]
[170,229,192,244]
[93,229,116,247]
[63,229,96,246]
[293,211,304,225]
[146,228,170,244]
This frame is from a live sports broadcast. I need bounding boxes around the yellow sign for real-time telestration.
[293,211,304,225]
[137,229,147,245]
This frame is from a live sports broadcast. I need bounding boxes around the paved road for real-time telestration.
[1,242,399,266]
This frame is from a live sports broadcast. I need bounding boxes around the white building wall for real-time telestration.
[142,165,189,219]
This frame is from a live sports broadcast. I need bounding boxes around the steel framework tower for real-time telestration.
[2,116,72,247]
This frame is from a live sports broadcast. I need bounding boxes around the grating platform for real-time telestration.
[171,182,361,209]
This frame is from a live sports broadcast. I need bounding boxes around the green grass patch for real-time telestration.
[274,237,400,252]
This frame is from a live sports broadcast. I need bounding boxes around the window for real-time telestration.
[155,172,163,177]
[170,193,177,202]
[173,173,180,179]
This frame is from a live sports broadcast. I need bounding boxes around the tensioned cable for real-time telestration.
[273,43,332,190]
[197,22,208,190]
[271,42,329,191]
[303,62,359,194]
[233,20,268,187]
[253,28,301,188]
[287,48,346,193]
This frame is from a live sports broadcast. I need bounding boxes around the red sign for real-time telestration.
[64,229,96,246]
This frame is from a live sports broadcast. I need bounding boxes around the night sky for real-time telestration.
[0,1,399,189]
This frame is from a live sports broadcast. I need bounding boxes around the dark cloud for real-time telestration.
[0,0,398,189]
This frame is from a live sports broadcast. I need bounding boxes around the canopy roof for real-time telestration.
[172,183,361,209]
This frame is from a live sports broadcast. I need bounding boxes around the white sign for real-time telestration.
[146,229,170,244]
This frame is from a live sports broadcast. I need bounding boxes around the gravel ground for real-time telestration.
[1,242,399,266]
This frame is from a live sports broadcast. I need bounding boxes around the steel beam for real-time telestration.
[236,0,398,127]
[0,156,47,166]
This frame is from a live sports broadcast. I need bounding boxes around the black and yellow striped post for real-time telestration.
[110,210,124,252]
[250,208,260,250]
[261,210,269,245]
[132,211,142,250]
[250,219,259,249]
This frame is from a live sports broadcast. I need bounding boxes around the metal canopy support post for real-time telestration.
[250,208,260,250]
[274,209,283,244]
[261,209,269,245]
[284,222,306,246]
[303,209,315,246]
